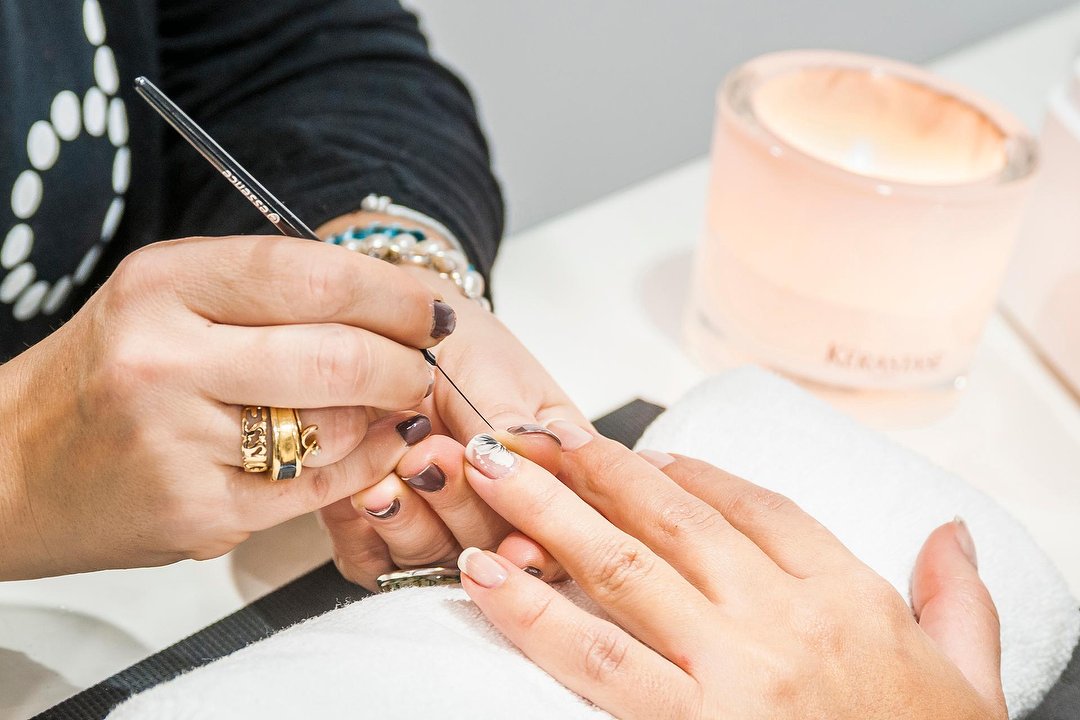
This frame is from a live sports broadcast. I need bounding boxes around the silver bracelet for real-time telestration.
[324,208,490,311]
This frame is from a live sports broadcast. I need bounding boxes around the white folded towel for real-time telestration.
[110,368,1078,719]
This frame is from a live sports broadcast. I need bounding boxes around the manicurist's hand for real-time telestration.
[320,266,586,588]
[454,429,1007,720]
[0,236,456,579]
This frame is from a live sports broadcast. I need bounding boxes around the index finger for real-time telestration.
[139,236,454,348]
[461,433,713,662]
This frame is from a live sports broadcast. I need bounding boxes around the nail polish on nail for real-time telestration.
[544,420,594,451]
[366,498,401,519]
[523,565,543,579]
[431,300,457,339]
[405,463,446,493]
[396,414,432,446]
[638,449,676,469]
[507,424,562,446]
[954,515,978,568]
[465,434,518,478]
[458,547,508,589]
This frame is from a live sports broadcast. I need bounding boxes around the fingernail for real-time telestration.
[638,449,675,469]
[405,463,446,493]
[458,547,507,589]
[507,424,562,446]
[425,370,435,398]
[431,300,457,339]
[954,516,978,568]
[544,420,594,451]
[465,434,518,478]
[366,498,401,519]
[396,414,431,446]
[523,565,543,579]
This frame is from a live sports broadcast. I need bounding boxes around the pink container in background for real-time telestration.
[1002,56,1080,397]
[686,50,1038,390]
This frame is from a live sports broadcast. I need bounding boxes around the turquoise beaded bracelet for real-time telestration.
[324,221,490,310]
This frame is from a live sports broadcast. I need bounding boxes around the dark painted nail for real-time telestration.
[507,424,562,447]
[366,498,401,519]
[405,463,447,493]
[431,300,457,339]
[523,565,543,579]
[396,414,431,446]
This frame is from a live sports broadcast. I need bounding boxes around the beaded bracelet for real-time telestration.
[324,219,490,311]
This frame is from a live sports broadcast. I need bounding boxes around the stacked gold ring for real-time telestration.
[241,406,320,481]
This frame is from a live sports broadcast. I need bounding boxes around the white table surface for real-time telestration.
[4,5,1080,717]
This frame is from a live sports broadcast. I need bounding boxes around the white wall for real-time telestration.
[407,1,1074,232]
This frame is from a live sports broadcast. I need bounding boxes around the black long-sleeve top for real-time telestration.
[0,0,503,361]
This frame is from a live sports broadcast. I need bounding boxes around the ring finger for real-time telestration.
[206,403,375,469]
[354,473,459,568]
[396,435,513,551]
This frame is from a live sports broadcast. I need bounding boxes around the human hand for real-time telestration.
[318,427,564,591]
[454,429,1007,720]
[320,267,586,588]
[0,236,455,579]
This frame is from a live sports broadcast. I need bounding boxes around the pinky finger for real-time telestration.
[496,531,567,583]
[458,549,697,720]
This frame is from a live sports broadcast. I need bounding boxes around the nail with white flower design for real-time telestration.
[465,434,518,479]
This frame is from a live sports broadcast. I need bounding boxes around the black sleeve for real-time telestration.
[156,0,504,277]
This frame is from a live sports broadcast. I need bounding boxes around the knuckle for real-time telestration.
[580,626,630,683]
[98,333,171,396]
[590,539,654,600]
[580,450,637,496]
[514,592,556,631]
[523,481,562,522]
[111,246,162,298]
[724,485,793,522]
[309,327,365,398]
[655,498,725,541]
[303,260,350,322]
[304,468,334,510]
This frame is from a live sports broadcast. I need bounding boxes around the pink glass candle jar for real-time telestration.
[686,50,1037,390]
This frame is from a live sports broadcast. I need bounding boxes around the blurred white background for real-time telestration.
[407,0,1076,232]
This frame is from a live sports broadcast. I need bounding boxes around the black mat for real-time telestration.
[34,398,1078,719]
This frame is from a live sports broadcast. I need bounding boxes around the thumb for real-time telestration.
[912,518,1006,712]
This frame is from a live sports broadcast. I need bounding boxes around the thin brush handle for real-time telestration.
[134,76,319,240]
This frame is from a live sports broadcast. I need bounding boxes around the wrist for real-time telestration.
[0,346,56,579]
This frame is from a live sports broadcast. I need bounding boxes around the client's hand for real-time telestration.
[320,267,586,588]
[455,429,1007,720]
[0,236,450,579]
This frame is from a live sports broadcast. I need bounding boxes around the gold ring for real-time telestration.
[241,406,270,473]
[269,407,321,481]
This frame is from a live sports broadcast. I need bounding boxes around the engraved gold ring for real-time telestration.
[242,406,320,481]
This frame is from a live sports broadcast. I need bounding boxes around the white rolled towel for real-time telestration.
[110,367,1078,719]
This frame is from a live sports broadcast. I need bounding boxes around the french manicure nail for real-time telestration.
[638,449,676,469]
[523,565,543,579]
[507,424,562,446]
[396,414,432,446]
[366,498,401,519]
[431,300,457,339]
[545,420,594,451]
[405,463,446,493]
[954,516,978,568]
[458,547,507,588]
[465,434,518,478]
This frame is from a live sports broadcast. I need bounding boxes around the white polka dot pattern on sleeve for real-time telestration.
[1,0,129,322]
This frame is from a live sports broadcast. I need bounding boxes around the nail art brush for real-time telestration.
[133,76,493,431]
